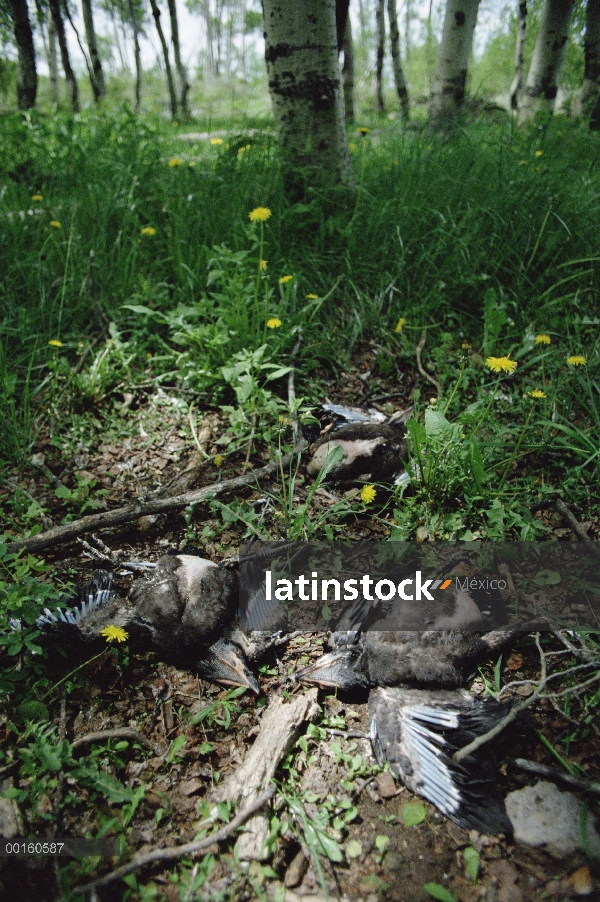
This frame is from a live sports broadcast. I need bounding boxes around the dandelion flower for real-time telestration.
[210,138,224,145]
[349,142,357,151]
[100,625,129,643]
[188,160,195,167]
[249,207,271,222]
[32,194,43,202]
[49,220,61,229]
[535,334,551,345]
[535,150,544,157]
[461,341,471,350]
[529,390,546,399]
[48,339,63,348]
[259,259,268,271]
[168,157,183,167]
[360,485,377,503]
[266,317,282,329]
[485,356,517,374]
[141,227,156,236]
[395,317,407,333]
[306,293,319,300]
[214,454,223,468]
[356,127,370,134]
[567,355,586,366]
[279,275,293,284]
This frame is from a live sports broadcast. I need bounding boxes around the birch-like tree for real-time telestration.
[149,0,178,117]
[341,12,355,121]
[48,0,79,110]
[7,0,37,108]
[519,0,575,122]
[82,0,106,99]
[577,0,600,122]
[375,0,385,112]
[509,1,527,110]
[387,0,409,119]
[166,0,190,117]
[430,0,480,125]
[262,0,352,198]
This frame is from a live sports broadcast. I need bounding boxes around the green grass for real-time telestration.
[0,107,598,537]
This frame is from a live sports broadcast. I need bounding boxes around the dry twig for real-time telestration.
[415,329,442,397]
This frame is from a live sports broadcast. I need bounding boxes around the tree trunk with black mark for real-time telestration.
[509,1,527,110]
[387,0,409,120]
[577,0,600,124]
[48,15,60,100]
[149,0,178,117]
[430,0,480,126]
[8,0,38,109]
[48,0,79,111]
[342,12,355,122]
[519,0,574,122]
[127,0,142,110]
[262,0,353,200]
[166,0,190,117]
[375,0,386,112]
[82,0,106,100]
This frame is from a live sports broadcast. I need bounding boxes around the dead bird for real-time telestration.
[32,555,259,692]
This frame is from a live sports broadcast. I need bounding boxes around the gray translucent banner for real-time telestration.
[239,542,600,632]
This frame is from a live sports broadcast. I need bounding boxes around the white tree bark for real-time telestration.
[342,13,355,122]
[519,0,575,122]
[375,0,386,112]
[509,0,527,111]
[262,0,353,198]
[48,17,60,100]
[387,0,409,119]
[430,0,480,126]
[576,0,600,121]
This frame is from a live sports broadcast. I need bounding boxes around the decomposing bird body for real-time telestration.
[31,555,259,692]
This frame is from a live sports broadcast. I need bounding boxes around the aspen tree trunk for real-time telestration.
[202,0,215,77]
[509,1,527,110]
[262,0,353,199]
[48,0,79,111]
[387,0,409,119]
[405,0,411,63]
[81,0,106,100]
[149,0,178,117]
[577,0,600,121]
[167,0,190,117]
[48,16,60,99]
[8,0,38,109]
[127,0,142,110]
[430,0,480,125]
[519,0,575,122]
[375,0,386,112]
[342,13,355,122]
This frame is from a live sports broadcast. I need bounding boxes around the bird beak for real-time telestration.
[295,649,369,691]
[197,638,260,694]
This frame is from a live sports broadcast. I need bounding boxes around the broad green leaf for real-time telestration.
[401,800,426,826]
[424,882,457,902]
[375,835,390,853]
[345,839,362,859]
[463,846,480,882]
[532,569,561,586]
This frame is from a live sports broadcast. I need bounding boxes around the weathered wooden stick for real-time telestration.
[5,442,307,556]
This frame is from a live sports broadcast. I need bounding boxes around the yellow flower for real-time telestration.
[100,625,129,643]
[188,160,195,167]
[518,160,527,165]
[214,454,223,468]
[249,207,272,222]
[259,259,268,271]
[535,334,551,345]
[168,157,183,167]
[48,339,63,348]
[360,485,377,504]
[485,356,517,374]
[395,317,407,333]
[529,390,546,399]
[535,150,544,157]
[356,127,370,134]
[349,142,357,151]
[266,317,282,329]
[141,227,156,236]
[567,355,586,366]
[306,293,319,300]
[32,194,43,201]
[49,220,61,229]
[210,138,224,145]
[279,275,293,284]
[461,341,471,349]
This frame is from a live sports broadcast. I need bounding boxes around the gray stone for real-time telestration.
[506,781,600,858]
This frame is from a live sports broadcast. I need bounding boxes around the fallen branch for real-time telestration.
[5,442,307,556]
[72,783,276,896]
[511,758,600,795]
[71,728,164,757]
[555,499,600,559]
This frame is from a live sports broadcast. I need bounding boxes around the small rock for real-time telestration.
[567,866,595,896]
[506,780,600,858]
[284,849,308,888]
[179,779,203,796]
[375,771,397,799]
[487,859,521,902]
[36,794,53,815]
